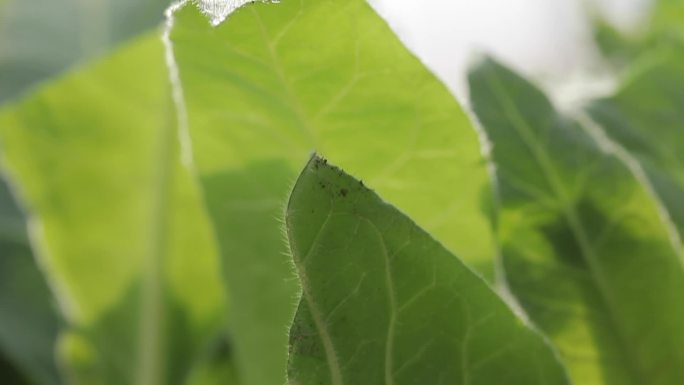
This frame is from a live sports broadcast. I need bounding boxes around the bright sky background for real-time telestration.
[369,0,651,101]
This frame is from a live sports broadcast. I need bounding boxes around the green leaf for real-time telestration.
[0,180,62,385]
[469,57,684,385]
[0,0,169,103]
[0,35,226,385]
[0,353,29,385]
[588,46,684,238]
[171,2,494,382]
[650,0,684,42]
[591,0,684,65]
[285,155,569,385]
[186,336,239,385]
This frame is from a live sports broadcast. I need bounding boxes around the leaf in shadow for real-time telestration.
[285,155,570,385]
[470,56,684,385]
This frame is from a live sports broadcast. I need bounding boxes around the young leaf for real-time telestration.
[171,2,494,382]
[588,46,684,237]
[469,57,684,385]
[0,36,226,385]
[0,180,62,385]
[285,155,570,385]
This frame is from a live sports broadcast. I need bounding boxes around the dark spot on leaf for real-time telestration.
[340,188,348,197]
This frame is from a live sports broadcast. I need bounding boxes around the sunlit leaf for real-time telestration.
[0,35,226,385]
[592,0,684,65]
[0,180,61,385]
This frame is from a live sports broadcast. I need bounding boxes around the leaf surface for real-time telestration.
[0,0,169,103]
[171,2,494,382]
[0,35,226,385]
[469,57,684,385]
[0,180,62,385]
[285,155,570,385]
[592,0,684,65]
[588,46,684,238]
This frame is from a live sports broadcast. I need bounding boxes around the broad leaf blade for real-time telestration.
[285,155,570,385]
[469,57,684,385]
[172,2,494,382]
[0,36,226,385]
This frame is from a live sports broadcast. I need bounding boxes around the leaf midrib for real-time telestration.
[135,106,175,385]
[484,70,648,385]
[251,5,322,149]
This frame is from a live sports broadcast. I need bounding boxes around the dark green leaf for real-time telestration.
[285,155,570,385]
[588,46,684,238]
[469,57,684,385]
[0,0,169,103]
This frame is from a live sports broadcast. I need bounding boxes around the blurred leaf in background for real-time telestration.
[588,0,684,239]
[470,57,684,385]
[0,0,172,382]
[0,181,62,385]
[170,1,495,383]
[588,46,684,238]
[0,0,169,103]
[0,34,227,385]
[593,0,683,66]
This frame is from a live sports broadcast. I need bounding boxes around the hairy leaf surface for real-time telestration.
[469,58,684,385]
[171,1,494,383]
[285,155,570,385]
[0,36,226,385]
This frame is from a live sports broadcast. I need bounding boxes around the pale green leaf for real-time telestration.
[469,57,684,385]
[171,2,494,382]
[285,155,570,385]
[0,36,226,385]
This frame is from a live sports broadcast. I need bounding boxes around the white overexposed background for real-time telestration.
[369,0,651,102]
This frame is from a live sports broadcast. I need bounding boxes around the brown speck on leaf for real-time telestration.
[340,188,348,197]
